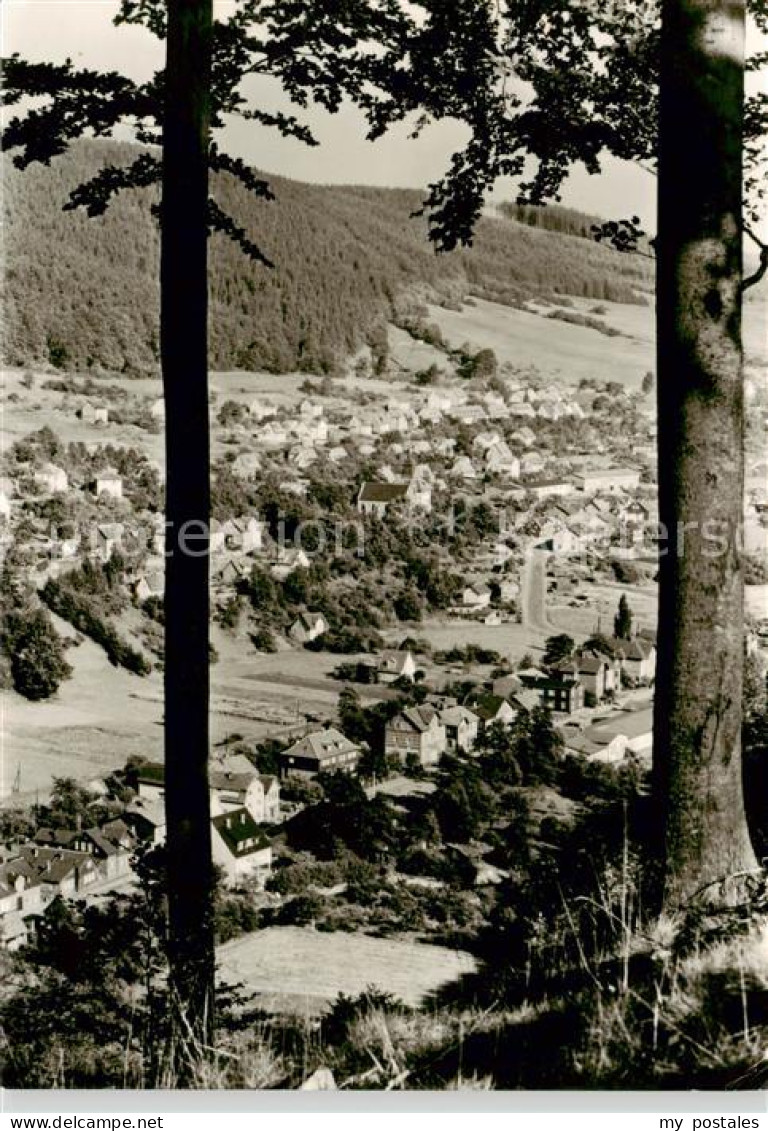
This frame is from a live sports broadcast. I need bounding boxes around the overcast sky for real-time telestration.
[3,0,764,237]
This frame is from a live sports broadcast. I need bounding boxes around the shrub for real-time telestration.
[1,607,72,700]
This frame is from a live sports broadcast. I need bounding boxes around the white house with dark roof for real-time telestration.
[375,649,417,684]
[289,610,329,645]
[280,728,361,779]
[211,809,272,888]
[462,581,492,610]
[135,762,279,823]
[525,478,574,500]
[357,478,431,517]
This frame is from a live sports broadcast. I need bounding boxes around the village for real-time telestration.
[2,304,768,962]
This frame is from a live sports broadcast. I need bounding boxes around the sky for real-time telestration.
[2,0,765,239]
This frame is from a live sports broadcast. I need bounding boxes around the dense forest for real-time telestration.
[3,141,653,377]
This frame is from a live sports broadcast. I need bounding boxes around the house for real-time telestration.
[93,468,123,500]
[209,770,280,823]
[587,635,656,685]
[17,845,101,900]
[485,444,520,479]
[465,692,517,729]
[451,403,487,425]
[462,581,492,610]
[222,516,264,554]
[473,431,503,455]
[357,481,407,517]
[498,578,520,603]
[280,728,361,778]
[0,859,45,950]
[519,452,545,476]
[0,489,11,522]
[587,706,653,758]
[231,452,262,479]
[77,402,108,425]
[132,570,164,602]
[621,637,657,683]
[211,809,272,888]
[93,522,125,562]
[537,673,585,715]
[150,398,166,421]
[524,478,574,500]
[271,546,311,579]
[376,649,417,684]
[289,444,319,471]
[557,654,614,703]
[124,797,167,846]
[258,423,289,449]
[299,398,323,419]
[574,467,642,494]
[213,557,249,587]
[289,610,329,644]
[440,705,480,753]
[511,426,536,449]
[511,687,550,713]
[134,762,279,823]
[535,524,580,555]
[35,463,68,494]
[565,728,629,763]
[384,706,446,768]
[449,456,478,481]
[249,398,275,421]
[68,821,135,882]
[357,477,432,517]
[509,401,537,419]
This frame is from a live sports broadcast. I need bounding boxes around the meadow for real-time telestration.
[217,925,478,1015]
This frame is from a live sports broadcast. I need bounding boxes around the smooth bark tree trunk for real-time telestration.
[654,0,759,910]
[160,0,216,1063]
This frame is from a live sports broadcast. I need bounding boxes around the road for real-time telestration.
[521,549,552,636]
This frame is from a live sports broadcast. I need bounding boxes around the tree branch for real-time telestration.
[742,224,768,292]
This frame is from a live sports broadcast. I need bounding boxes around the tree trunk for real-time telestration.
[654,0,758,910]
[160,0,216,1064]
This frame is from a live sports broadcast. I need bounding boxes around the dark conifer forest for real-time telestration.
[4,140,652,377]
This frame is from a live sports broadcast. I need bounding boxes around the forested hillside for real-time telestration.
[4,141,652,376]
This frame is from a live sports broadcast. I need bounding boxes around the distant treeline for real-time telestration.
[3,141,652,377]
[499,201,605,240]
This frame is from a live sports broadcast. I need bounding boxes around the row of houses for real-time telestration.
[0,762,281,950]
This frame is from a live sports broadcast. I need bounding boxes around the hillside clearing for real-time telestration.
[217,925,477,1015]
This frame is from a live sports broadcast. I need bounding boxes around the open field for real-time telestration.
[430,290,767,390]
[429,297,654,390]
[549,580,658,640]
[2,609,408,803]
[383,615,545,664]
[217,925,477,1015]
[1,624,352,804]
